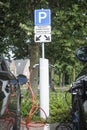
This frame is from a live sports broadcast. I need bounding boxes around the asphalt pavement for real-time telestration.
[21,123,73,130]
[21,123,58,130]
[0,119,72,130]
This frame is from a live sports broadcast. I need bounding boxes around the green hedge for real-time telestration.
[49,90,72,123]
[21,89,72,123]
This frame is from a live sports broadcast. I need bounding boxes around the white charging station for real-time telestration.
[39,58,49,119]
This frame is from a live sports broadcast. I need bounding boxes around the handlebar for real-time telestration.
[68,84,82,93]
[68,81,84,93]
[68,75,87,93]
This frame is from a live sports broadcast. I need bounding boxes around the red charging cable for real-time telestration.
[0,69,47,130]
[21,69,48,130]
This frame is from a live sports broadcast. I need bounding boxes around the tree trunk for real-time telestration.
[62,72,65,86]
[29,44,39,93]
[59,72,63,87]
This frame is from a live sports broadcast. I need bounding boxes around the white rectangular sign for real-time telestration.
[34,34,51,42]
[34,25,51,34]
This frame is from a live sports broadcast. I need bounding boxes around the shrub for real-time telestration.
[49,90,72,123]
[21,88,72,123]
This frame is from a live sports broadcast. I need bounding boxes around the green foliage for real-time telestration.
[49,90,71,123]
[21,89,72,123]
[0,0,87,88]
[0,0,87,57]
[21,91,32,117]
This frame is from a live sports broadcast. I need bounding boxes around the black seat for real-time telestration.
[0,71,16,80]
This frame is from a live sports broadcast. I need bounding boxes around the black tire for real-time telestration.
[72,95,86,130]
[55,123,72,130]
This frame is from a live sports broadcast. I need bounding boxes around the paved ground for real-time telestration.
[21,123,58,130]
[0,119,72,130]
[0,119,58,130]
[0,118,58,130]
[21,123,72,130]
[0,119,13,130]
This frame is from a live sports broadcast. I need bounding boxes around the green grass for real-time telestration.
[21,88,72,123]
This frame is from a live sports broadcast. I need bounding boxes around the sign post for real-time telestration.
[42,42,45,58]
[34,9,51,120]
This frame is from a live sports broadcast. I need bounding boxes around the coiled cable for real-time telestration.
[21,69,48,130]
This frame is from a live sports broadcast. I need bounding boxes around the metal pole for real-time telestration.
[42,42,45,58]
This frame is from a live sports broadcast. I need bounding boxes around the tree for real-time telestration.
[45,0,87,84]
[0,0,87,86]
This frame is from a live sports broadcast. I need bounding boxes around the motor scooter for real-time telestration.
[69,46,87,130]
[0,54,28,130]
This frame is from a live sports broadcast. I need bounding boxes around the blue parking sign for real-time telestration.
[34,9,51,26]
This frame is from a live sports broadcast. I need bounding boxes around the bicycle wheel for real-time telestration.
[55,123,72,130]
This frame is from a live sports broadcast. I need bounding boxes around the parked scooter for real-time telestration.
[0,54,28,130]
[69,46,87,130]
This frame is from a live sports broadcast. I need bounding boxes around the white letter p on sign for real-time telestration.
[39,12,47,23]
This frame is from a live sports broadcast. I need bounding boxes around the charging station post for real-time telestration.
[34,9,51,130]
[39,58,49,118]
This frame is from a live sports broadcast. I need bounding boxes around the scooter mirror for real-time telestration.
[0,71,16,80]
[75,46,87,62]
